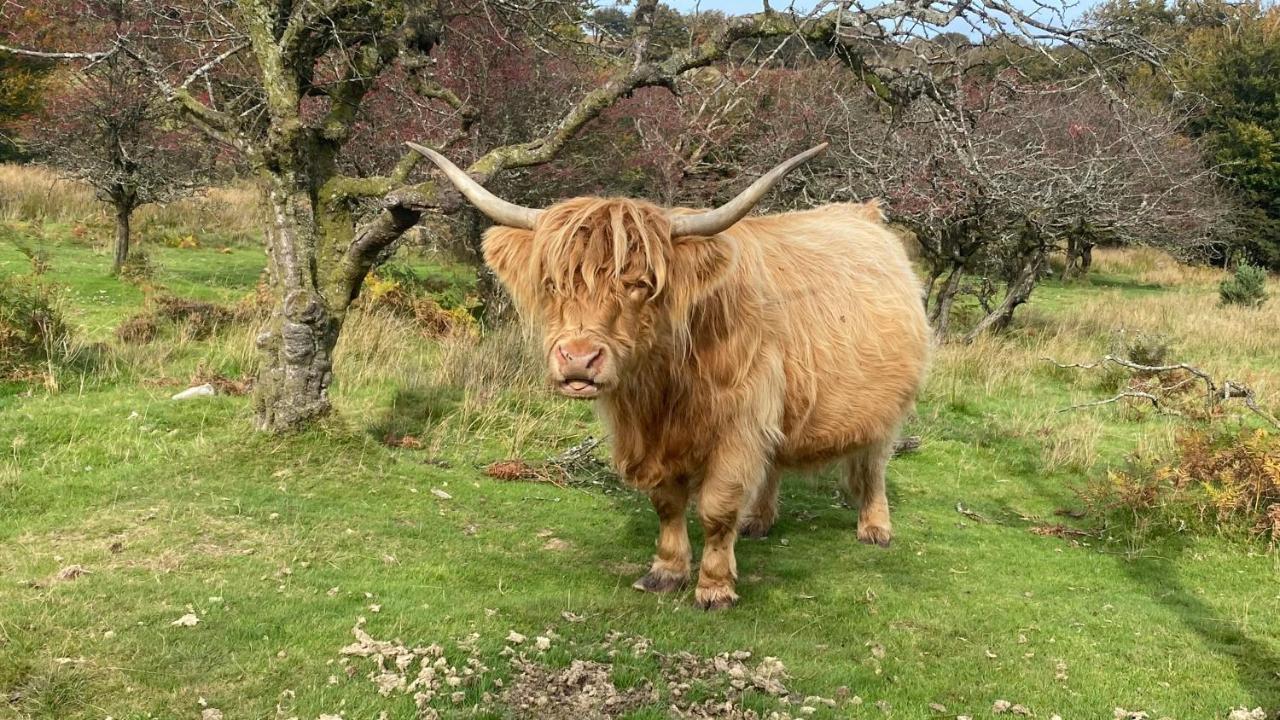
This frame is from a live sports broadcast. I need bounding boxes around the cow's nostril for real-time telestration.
[557,343,605,375]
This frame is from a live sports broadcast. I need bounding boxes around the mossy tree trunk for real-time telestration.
[112,205,132,274]
[252,170,343,430]
[248,137,424,432]
[109,184,138,275]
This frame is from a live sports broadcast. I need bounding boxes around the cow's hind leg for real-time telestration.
[845,437,894,547]
[633,477,691,593]
[738,467,780,539]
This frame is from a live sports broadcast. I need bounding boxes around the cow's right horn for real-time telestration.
[669,143,828,238]
[406,142,542,230]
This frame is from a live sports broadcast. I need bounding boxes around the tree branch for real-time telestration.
[1047,355,1280,430]
[0,43,117,61]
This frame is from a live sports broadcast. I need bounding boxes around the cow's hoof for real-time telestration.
[857,524,892,548]
[739,516,774,539]
[694,585,739,611]
[632,569,688,593]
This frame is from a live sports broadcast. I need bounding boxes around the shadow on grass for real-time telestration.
[367,384,460,443]
[1117,543,1280,709]
[1076,273,1166,294]
[591,456,918,603]
[992,433,1280,707]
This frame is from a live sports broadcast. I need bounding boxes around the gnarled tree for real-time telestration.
[3,0,1147,429]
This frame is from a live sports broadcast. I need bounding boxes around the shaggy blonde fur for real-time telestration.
[483,197,931,609]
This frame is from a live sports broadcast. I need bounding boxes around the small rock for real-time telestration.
[506,631,527,644]
[55,565,90,581]
[201,709,223,720]
[431,488,452,500]
[994,700,1013,714]
[171,384,216,400]
[170,613,200,627]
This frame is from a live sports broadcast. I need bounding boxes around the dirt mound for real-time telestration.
[335,620,835,719]
[504,658,656,719]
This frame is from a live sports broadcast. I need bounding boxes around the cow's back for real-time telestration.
[728,203,930,465]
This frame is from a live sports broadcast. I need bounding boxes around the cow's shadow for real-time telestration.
[1114,538,1280,708]
[990,449,1280,710]
[594,457,924,603]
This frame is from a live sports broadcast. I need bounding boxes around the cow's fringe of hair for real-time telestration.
[534,197,675,297]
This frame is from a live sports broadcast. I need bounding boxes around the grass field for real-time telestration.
[1,174,1279,720]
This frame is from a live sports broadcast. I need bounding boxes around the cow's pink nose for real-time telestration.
[556,341,604,377]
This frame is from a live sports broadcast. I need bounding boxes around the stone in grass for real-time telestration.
[172,384,216,400]
[55,565,90,581]
[170,613,200,627]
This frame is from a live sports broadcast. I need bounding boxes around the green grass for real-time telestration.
[1,221,264,340]
[2,227,1278,720]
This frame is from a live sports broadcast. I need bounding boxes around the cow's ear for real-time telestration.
[667,236,738,303]
[482,226,537,305]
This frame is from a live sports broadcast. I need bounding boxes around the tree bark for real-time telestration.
[963,250,1047,342]
[252,172,343,432]
[112,204,132,274]
[1064,234,1095,279]
[928,265,964,340]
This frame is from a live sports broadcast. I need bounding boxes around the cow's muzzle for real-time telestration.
[553,340,607,399]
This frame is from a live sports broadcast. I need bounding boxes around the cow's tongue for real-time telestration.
[566,380,593,391]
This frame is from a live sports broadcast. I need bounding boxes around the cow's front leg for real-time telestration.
[695,442,767,610]
[632,477,691,593]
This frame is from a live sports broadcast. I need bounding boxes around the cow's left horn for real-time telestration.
[406,142,542,230]
[669,143,829,238]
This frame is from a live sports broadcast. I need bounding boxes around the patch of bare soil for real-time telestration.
[503,658,655,719]
[336,620,838,719]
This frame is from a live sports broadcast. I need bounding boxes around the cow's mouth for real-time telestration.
[558,379,600,399]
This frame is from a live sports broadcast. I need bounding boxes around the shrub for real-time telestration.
[1082,429,1280,544]
[7,240,51,275]
[155,296,234,339]
[116,294,239,344]
[1218,264,1268,307]
[115,315,158,344]
[117,248,157,283]
[362,266,479,337]
[1111,328,1171,367]
[0,275,72,378]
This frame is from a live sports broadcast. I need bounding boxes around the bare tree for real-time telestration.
[2,0,1154,430]
[31,53,210,272]
[808,74,1226,339]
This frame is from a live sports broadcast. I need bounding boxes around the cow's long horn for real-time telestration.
[406,142,541,230]
[669,143,829,238]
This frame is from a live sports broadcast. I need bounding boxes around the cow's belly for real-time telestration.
[773,303,928,466]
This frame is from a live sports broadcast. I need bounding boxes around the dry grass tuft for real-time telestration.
[1083,429,1280,543]
[1091,247,1228,288]
[0,163,261,242]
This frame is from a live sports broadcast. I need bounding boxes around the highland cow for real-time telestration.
[411,142,931,609]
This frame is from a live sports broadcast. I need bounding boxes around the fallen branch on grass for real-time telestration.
[893,435,923,455]
[1045,355,1280,430]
